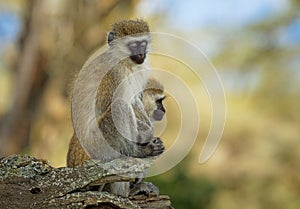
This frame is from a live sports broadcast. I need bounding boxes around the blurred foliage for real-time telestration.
[0,0,300,209]
[149,156,217,209]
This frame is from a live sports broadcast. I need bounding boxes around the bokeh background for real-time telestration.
[0,0,300,208]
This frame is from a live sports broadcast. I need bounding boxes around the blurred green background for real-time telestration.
[0,0,300,208]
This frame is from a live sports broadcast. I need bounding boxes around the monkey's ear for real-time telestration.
[108,32,116,46]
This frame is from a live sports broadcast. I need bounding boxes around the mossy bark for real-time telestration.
[0,155,173,209]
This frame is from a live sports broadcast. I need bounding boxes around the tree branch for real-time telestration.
[0,155,173,209]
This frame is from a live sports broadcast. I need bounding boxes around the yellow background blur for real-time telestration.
[0,1,299,208]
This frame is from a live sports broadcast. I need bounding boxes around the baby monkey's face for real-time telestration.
[152,96,166,121]
[143,89,166,122]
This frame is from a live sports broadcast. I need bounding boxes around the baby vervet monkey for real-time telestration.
[128,78,166,196]
[68,19,165,196]
[142,78,166,122]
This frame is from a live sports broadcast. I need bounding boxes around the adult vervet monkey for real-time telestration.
[69,20,165,196]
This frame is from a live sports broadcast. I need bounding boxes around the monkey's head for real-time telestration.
[108,19,150,65]
[143,78,166,121]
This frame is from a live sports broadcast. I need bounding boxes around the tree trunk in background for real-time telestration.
[0,0,48,156]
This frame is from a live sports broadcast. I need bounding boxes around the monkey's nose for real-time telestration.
[136,54,145,59]
[130,53,146,64]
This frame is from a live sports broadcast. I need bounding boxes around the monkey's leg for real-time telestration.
[103,182,130,197]
[66,134,90,167]
[129,180,159,197]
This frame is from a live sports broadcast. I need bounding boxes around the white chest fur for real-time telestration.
[116,60,150,104]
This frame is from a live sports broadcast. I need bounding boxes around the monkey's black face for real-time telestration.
[128,41,148,64]
[153,97,166,121]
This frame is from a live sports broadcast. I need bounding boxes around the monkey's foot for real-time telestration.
[129,182,159,197]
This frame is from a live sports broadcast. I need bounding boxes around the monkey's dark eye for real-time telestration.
[128,42,138,48]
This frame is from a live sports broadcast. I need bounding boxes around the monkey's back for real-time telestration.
[67,134,90,167]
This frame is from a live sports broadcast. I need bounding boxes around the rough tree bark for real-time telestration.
[0,155,173,209]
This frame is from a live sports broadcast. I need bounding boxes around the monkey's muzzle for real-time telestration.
[130,53,146,64]
[153,109,165,121]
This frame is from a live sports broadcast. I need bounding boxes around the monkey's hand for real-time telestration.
[135,137,164,158]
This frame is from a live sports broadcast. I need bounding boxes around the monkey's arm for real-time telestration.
[97,102,164,158]
[133,101,152,127]
[111,99,153,144]
[132,99,154,143]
